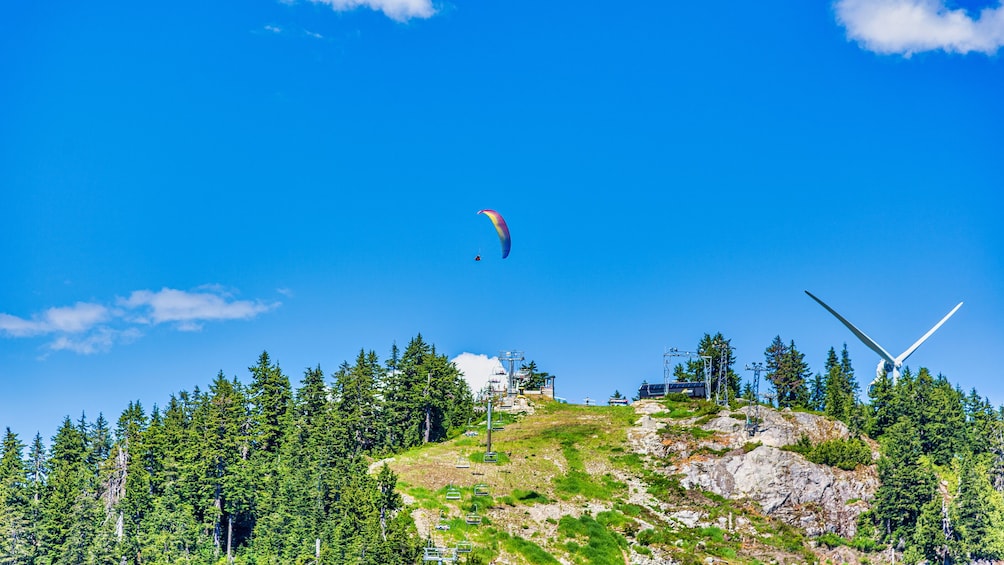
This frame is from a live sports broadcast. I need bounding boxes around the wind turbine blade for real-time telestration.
[895,302,963,365]
[805,291,897,365]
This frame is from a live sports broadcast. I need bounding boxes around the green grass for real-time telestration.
[557,514,627,565]
[500,533,560,564]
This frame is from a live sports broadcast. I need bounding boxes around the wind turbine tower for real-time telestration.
[805,290,963,384]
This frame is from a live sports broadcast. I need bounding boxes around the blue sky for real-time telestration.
[2,0,1002,444]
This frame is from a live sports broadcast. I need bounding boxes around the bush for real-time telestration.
[807,438,872,471]
[817,532,847,548]
[782,435,872,471]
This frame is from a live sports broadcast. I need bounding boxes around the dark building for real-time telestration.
[637,381,707,399]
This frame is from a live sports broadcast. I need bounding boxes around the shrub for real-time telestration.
[807,438,872,471]
[817,532,847,548]
[782,435,872,471]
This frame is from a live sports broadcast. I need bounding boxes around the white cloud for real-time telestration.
[0,286,279,355]
[310,0,435,22]
[0,313,47,337]
[451,352,500,395]
[835,0,1004,55]
[48,328,142,355]
[121,288,278,327]
[0,302,108,337]
[43,303,110,333]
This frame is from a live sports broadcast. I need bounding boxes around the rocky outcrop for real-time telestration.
[678,444,876,537]
[630,400,879,539]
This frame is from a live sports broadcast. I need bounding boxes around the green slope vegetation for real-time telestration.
[382,396,825,564]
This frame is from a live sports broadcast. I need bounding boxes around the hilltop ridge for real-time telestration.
[379,395,886,564]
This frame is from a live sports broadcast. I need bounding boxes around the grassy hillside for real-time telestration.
[377,396,864,564]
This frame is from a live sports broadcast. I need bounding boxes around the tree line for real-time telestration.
[0,334,474,564]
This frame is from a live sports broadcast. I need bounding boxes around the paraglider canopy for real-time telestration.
[477,209,510,259]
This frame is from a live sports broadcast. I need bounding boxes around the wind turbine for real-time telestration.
[805,290,963,384]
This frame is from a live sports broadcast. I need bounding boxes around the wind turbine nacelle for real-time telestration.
[875,360,893,380]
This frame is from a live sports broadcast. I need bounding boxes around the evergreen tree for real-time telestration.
[702,333,740,401]
[197,372,251,556]
[25,433,46,562]
[764,337,810,408]
[521,360,554,391]
[867,370,896,438]
[824,347,852,423]
[114,401,149,561]
[333,350,384,455]
[39,415,105,564]
[671,333,739,399]
[248,351,292,455]
[909,495,950,565]
[0,428,32,563]
[950,452,1004,560]
[808,372,825,412]
[921,374,966,466]
[873,417,937,543]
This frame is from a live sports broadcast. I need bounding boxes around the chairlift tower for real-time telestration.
[712,339,732,407]
[744,362,764,436]
[499,350,525,398]
[664,348,712,401]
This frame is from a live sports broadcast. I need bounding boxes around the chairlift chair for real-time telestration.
[456,540,473,553]
[465,504,482,525]
[483,451,498,463]
[473,483,490,497]
[435,510,451,531]
[445,485,461,501]
[455,455,470,469]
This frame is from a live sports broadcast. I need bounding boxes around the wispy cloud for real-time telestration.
[122,287,276,329]
[309,0,435,22]
[0,287,280,355]
[835,0,1004,55]
[0,302,109,337]
[49,328,143,355]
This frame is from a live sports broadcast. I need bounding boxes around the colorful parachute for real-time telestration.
[477,209,510,259]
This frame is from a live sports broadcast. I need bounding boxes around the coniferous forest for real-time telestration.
[0,334,473,564]
[2,331,1004,564]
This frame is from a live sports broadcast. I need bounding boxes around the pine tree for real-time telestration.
[701,333,740,400]
[950,452,1004,560]
[764,337,811,408]
[0,428,32,563]
[39,415,106,564]
[196,372,251,556]
[808,373,825,412]
[910,495,949,565]
[248,351,292,455]
[867,371,896,438]
[921,374,966,466]
[333,350,384,455]
[873,417,937,543]
[25,433,45,562]
[824,347,850,422]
